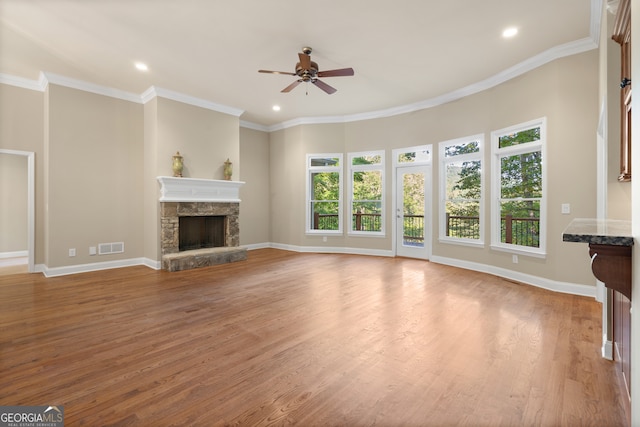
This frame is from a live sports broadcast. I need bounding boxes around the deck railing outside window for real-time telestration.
[314,213,538,247]
[446,214,539,246]
[314,213,424,241]
[313,212,383,232]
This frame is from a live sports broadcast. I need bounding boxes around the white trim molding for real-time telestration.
[157,176,245,203]
[39,257,160,278]
[142,86,244,117]
[430,254,596,298]
[0,250,28,260]
[42,72,142,103]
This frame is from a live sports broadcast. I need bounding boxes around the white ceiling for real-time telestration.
[0,0,599,129]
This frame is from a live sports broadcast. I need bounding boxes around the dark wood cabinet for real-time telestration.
[589,243,632,397]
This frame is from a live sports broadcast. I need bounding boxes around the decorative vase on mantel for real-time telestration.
[172,151,183,177]
[223,158,233,181]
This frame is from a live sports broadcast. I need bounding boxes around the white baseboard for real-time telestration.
[0,250,28,260]
[430,254,596,298]
[0,255,28,267]
[39,257,160,278]
[244,242,272,250]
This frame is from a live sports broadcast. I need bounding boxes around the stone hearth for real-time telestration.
[158,177,246,272]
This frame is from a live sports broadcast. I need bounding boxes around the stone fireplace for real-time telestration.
[158,176,247,272]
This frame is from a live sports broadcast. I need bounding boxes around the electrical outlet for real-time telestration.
[561,203,571,214]
[89,246,97,256]
[323,236,327,242]
[69,248,76,257]
[512,254,518,264]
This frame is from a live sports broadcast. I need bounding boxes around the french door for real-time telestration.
[395,165,430,259]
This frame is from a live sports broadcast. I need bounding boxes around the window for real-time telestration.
[439,135,484,246]
[491,118,546,257]
[395,146,431,165]
[306,154,343,234]
[349,151,384,235]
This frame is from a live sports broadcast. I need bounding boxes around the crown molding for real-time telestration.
[239,120,270,132]
[0,72,244,118]
[0,73,46,92]
[142,86,244,117]
[1,0,601,133]
[42,72,143,103]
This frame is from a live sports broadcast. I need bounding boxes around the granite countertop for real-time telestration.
[562,218,633,246]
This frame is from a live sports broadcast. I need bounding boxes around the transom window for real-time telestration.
[396,147,431,164]
[491,118,546,257]
[348,151,385,235]
[306,154,343,234]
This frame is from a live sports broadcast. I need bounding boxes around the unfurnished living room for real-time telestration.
[0,0,638,425]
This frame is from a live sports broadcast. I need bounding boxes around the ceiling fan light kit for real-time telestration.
[259,47,354,95]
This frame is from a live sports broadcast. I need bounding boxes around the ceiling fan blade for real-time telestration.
[281,80,303,93]
[317,68,355,78]
[312,79,337,94]
[259,69,297,76]
[298,52,311,70]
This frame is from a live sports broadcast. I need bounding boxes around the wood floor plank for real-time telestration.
[0,249,630,426]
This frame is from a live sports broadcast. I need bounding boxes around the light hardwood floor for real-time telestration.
[0,249,630,426]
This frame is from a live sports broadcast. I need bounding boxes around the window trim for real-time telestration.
[438,134,485,248]
[306,153,344,235]
[490,118,547,258]
[348,150,385,237]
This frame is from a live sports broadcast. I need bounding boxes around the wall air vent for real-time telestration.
[98,242,125,255]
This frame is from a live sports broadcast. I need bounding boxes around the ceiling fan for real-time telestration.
[259,47,354,94]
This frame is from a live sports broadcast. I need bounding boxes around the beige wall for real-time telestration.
[143,98,160,261]
[0,153,28,253]
[0,84,45,263]
[0,82,245,270]
[155,98,239,180]
[270,51,600,286]
[0,48,604,287]
[269,125,306,246]
[239,127,270,245]
[45,84,144,267]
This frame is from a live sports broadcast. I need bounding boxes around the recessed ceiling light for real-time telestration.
[135,62,149,72]
[272,105,281,112]
[502,27,518,38]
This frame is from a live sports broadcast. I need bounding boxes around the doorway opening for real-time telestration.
[393,146,432,260]
[0,149,35,273]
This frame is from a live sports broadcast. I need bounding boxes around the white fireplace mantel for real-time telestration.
[157,176,245,202]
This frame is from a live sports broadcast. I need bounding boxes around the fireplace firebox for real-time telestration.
[179,216,225,251]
